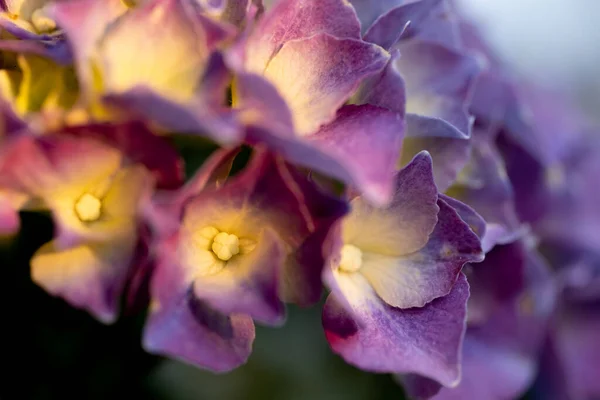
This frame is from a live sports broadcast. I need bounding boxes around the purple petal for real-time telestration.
[400,115,471,191]
[342,151,439,258]
[396,40,480,137]
[552,304,600,399]
[143,236,255,371]
[323,273,470,387]
[103,85,240,146]
[246,104,403,206]
[355,196,483,309]
[447,128,521,252]
[257,34,389,135]
[242,0,361,73]
[352,49,406,116]
[58,121,185,190]
[31,238,136,324]
[363,0,460,50]
[0,36,72,64]
[438,193,486,240]
[309,104,403,205]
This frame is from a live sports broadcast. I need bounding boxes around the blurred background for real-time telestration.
[3,1,600,400]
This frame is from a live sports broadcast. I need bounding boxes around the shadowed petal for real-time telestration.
[343,152,439,257]
[144,236,255,371]
[396,40,480,137]
[31,237,136,324]
[323,273,469,387]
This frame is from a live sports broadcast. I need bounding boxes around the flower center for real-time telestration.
[338,244,363,273]
[211,231,240,261]
[74,193,102,222]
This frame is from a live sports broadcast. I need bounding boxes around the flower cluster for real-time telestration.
[0,0,598,398]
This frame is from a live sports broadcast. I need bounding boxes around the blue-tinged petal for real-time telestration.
[362,0,460,50]
[447,128,521,252]
[396,40,480,138]
[323,272,470,387]
[438,193,486,240]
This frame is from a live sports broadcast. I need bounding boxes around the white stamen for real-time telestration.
[211,231,240,261]
[74,193,102,222]
[339,244,363,272]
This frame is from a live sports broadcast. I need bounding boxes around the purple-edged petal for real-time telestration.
[246,104,402,206]
[447,128,521,252]
[438,193,485,240]
[363,0,460,50]
[0,36,72,64]
[31,236,135,323]
[49,0,127,93]
[58,121,185,190]
[242,0,361,73]
[396,40,480,137]
[342,151,439,257]
[552,304,600,399]
[144,236,255,371]
[400,116,471,191]
[103,86,240,146]
[256,34,389,135]
[309,104,402,205]
[359,197,482,308]
[352,49,406,115]
[323,272,470,386]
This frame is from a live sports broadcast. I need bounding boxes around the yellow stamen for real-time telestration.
[338,244,363,273]
[74,193,102,222]
[211,231,240,261]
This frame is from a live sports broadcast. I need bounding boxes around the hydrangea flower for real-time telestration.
[0,121,181,322]
[322,152,483,386]
[143,147,347,370]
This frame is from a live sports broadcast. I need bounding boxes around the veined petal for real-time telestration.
[308,104,403,206]
[360,197,483,309]
[343,152,439,257]
[242,0,361,74]
[31,236,136,323]
[323,272,469,387]
[261,34,389,135]
[363,0,460,50]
